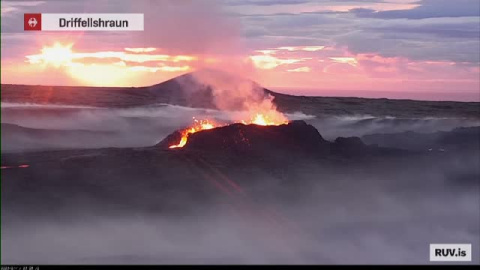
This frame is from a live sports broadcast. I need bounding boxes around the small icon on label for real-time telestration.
[24,13,41,31]
[28,17,38,28]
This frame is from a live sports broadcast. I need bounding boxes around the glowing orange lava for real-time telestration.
[168,113,289,149]
[169,118,218,148]
[245,113,288,126]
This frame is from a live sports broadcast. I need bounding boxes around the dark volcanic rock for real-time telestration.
[156,120,407,160]
[157,120,329,155]
[1,123,117,152]
[156,130,183,149]
[334,137,366,149]
[362,126,480,151]
[190,120,328,153]
[333,137,370,156]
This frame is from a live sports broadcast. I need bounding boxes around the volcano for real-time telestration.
[158,120,326,151]
[155,120,388,158]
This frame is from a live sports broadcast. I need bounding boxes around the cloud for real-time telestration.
[335,17,480,63]
[330,57,358,66]
[225,0,314,6]
[127,65,190,73]
[287,66,310,72]
[1,1,45,17]
[25,45,197,65]
[249,54,310,69]
[226,0,419,16]
[20,43,196,86]
[354,0,480,19]
[124,48,157,53]
[237,1,479,65]
[277,46,325,52]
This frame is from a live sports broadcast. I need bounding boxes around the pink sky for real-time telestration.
[1,0,479,101]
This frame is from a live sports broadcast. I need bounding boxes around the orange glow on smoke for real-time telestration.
[168,113,289,149]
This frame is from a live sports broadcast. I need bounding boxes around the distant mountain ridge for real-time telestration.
[2,71,479,118]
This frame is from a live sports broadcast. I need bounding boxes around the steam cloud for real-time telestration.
[188,69,289,124]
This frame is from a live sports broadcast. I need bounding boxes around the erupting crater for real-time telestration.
[165,113,289,149]
[157,119,329,155]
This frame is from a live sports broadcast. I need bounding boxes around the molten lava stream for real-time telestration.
[169,118,218,149]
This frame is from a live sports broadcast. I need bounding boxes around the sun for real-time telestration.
[33,42,74,67]
[26,42,134,86]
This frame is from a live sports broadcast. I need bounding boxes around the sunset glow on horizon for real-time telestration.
[21,42,196,86]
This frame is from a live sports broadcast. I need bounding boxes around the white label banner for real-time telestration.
[42,13,144,31]
[430,244,472,262]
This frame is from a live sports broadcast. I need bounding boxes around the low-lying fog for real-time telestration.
[2,152,479,264]
[1,102,479,264]
[2,102,479,152]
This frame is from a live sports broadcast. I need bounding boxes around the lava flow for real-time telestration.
[169,118,218,148]
[168,113,289,149]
